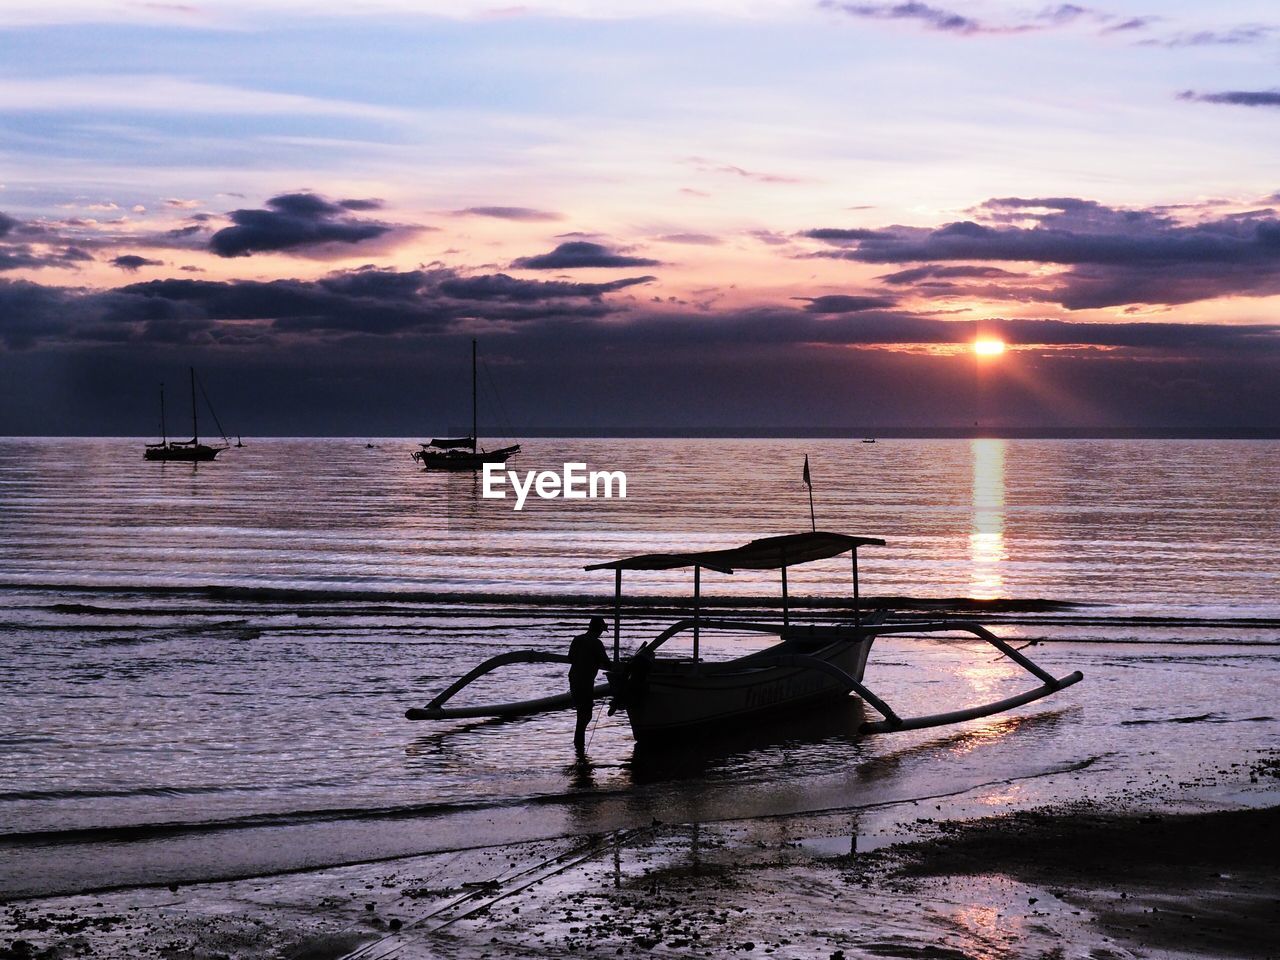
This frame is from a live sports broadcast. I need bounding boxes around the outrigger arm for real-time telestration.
[405,650,610,721]
[404,620,1081,733]
[627,617,1082,735]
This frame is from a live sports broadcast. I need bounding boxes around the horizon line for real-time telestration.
[5,428,1280,440]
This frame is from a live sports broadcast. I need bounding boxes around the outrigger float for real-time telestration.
[405,532,1082,741]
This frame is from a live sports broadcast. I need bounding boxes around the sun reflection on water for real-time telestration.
[969,439,1007,600]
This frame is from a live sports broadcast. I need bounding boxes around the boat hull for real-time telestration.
[413,445,520,471]
[616,636,873,742]
[144,443,224,462]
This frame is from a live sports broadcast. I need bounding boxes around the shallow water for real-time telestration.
[0,437,1277,897]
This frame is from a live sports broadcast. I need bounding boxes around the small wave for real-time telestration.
[0,783,261,803]
[1121,713,1275,726]
[6,581,1082,614]
[0,780,642,849]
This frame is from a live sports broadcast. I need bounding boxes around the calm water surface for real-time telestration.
[0,437,1277,894]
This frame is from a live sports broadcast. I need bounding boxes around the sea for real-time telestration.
[1,437,1277,898]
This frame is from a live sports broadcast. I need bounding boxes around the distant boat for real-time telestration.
[862,439,876,444]
[412,340,520,471]
[144,368,230,462]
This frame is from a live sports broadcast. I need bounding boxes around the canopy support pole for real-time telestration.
[613,569,622,662]
[851,546,861,629]
[780,564,789,628]
[693,565,701,664]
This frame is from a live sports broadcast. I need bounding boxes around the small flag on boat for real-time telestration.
[802,454,811,488]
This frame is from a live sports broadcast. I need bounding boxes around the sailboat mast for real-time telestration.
[190,367,198,444]
[160,383,167,445]
[471,339,477,454]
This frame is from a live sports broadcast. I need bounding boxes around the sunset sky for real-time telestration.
[2,0,1279,434]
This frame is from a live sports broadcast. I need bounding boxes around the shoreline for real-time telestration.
[0,738,1111,902]
[4,754,1277,959]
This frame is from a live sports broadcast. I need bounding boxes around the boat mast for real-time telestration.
[159,383,167,445]
[189,367,198,444]
[471,339,477,454]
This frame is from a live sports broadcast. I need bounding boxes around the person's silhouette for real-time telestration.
[569,616,611,756]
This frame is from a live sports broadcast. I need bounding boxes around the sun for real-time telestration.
[973,338,1006,357]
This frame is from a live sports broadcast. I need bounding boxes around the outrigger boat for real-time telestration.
[405,531,1082,741]
[412,339,520,471]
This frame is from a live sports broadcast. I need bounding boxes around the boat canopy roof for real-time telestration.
[585,531,885,575]
[424,436,474,449]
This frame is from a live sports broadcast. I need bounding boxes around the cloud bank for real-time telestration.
[803,196,1280,308]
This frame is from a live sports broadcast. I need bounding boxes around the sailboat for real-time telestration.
[412,340,520,471]
[143,368,231,462]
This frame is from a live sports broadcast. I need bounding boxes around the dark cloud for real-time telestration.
[1102,15,1157,33]
[511,241,661,270]
[0,213,16,238]
[0,280,77,348]
[821,1,1009,35]
[454,206,563,222]
[0,249,48,271]
[1,208,226,261]
[804,196,1280,308]
[263,193,344,218]
[0,265,657,349]
[337,198,384,211]
[1146,26,1273,47]
[1178,89,1280,108]
[819,0,1114,35]
[877,264,1024,284]
[798,294,899,313]
[802,228,884,241]
[543,306,1280,356]
[1039,4,1089,25]
[111,254,164,272]
[7,265,1276,357]
[822,1,1270,46]
[0,241,95,272]
[437,273,655,302]
[209,192,399,258]
[4,273,1279,433]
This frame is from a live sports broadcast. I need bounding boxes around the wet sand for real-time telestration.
[4,753,1277,960]
[867,804,1280,959]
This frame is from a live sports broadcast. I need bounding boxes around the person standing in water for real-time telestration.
[569,616,611,756]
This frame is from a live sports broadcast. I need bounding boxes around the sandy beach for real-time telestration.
[5,748,1276,960]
